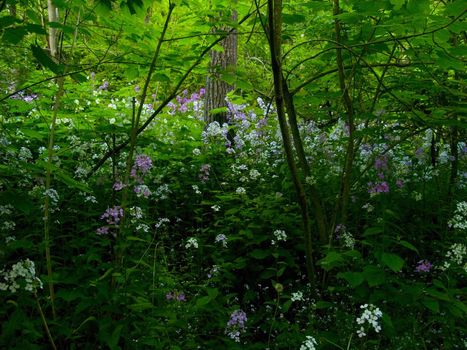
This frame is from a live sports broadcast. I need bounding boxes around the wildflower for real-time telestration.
[155,217,170,228]
[44,188,59,205]
[368,181,390,194]
[134,154,152,174]
[199,164,211,181]
[192,148,201,156]
[96,226,109,235]
[236,187,246,195]
[113,181,125,191]
[100,206,124,225]
[0,259,43,293]
[211,205,221,212]
[129,206,143,219]
[272,229,287,245]
[356,304,383,337]
[177,293,186,302]
[300,336,318,350]
[185,237,198,249]
[225,310,247,342]
[291,291,304,302]
[134,184,151,198]
[415,260,433,273]
[192,185,201,194]
[215,234,228,247]
[448,201,467,231]
[249,169,261,180]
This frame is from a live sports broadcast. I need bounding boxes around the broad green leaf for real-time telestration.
[338,271,365,288]
[31,44,64,75]
[381,253,405,272]
[422,299,440,313]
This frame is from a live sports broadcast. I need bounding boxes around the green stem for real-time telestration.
[35,293,57,350]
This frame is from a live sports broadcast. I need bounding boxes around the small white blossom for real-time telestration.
[300,335,318,350]
[185,237,199,249]
[215,234,228,247]
[272,229,287,245]
[236,187,246,195]
[291,291,304,302]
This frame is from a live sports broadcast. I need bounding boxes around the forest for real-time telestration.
[0,0,466,349]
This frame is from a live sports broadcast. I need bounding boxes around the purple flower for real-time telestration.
[368,181,390,194]
[199,88,206,96]
[177,293,186,302]
[374,155,388,170]
[134,154,153,174]
[415,260,433,273]
[225,310,247,342]
[134,85,140,92]
[96,226,109,235]
[113,181,124,191]
[98,80,109,90]
[90,72,96,80]
[134,185,151,198]
[100,206,124,225]
[166,292,173,300]
[396,179,404,188]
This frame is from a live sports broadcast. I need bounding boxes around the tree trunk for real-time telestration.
[47,0,58,58]
[204,10,237,124]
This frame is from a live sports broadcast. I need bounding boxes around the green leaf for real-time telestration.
[390,0,405,10]
[317,251,344,271]
[31,44,64,75]
[381,253,405,272]
[396,240,419,254]
[338,271,365,288]
[422,299,440,313]
[249,249,270,259]
[196,296,212,307]
[363,266,386,287]
[282,13,306,25]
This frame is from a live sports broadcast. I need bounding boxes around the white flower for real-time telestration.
[185,237,198,249]
[236,187,246,195]
[291,291,304,302]
[215,234,228,247]
[109,118,116,124]
[272,229,287,245]
[356,304,383,337]
[192,148,201,156]
[300,335,318,350]
[0,259,43,293]
[192,185,201,195]
[249,169,261,180]
[211,205,221,212]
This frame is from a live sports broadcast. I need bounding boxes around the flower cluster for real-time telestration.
[215,234,228,247]
[271,229,287,245]
[185,237,198,249]
[291,290,304,302]
[335,224,355,249]
[442,243,466,272]
[415,259,433,273]
[166,291,186,302]
[448,201,467,231]
[225,309,247,342]
[100,206,124,225]
[356,304,383,337]
[300,335,318,350]
[0,259,43,293]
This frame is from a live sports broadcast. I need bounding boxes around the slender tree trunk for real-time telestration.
[204,10,238,124]
[267,0,316,289]
[333,0,355,226]
[47,0,58,58]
